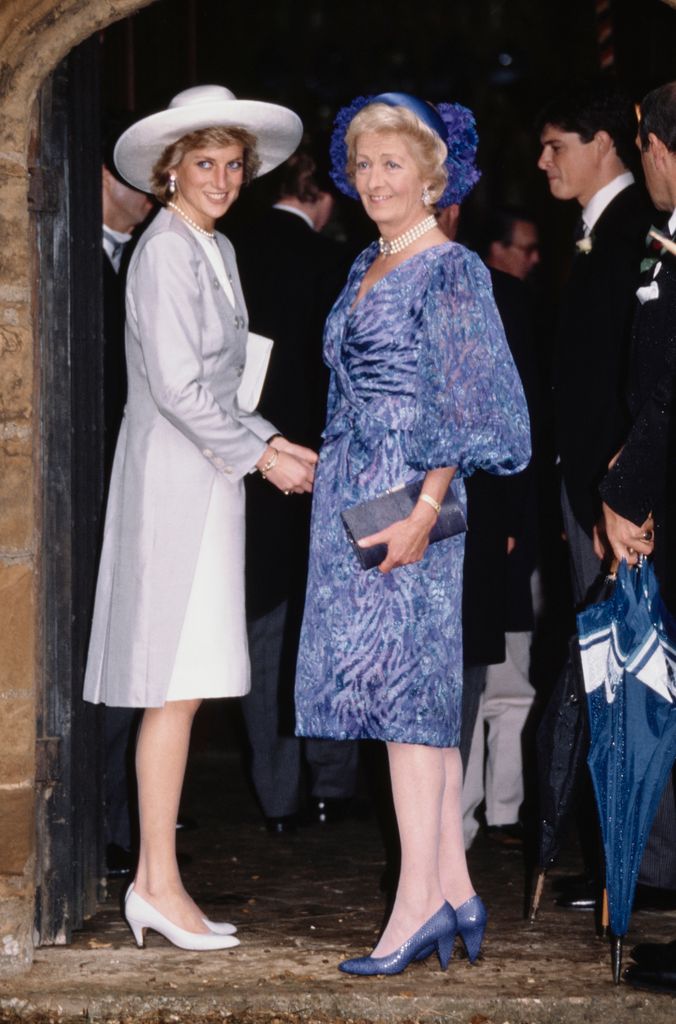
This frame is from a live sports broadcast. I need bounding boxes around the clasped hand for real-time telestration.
[358,503,438,574]
[595,502,655,567]
[258,437,318,494]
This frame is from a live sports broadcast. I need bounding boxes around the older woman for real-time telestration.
[295,93,531,975]
[84,86,316,951]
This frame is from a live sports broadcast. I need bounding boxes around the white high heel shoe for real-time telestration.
[124,888,240,951]
[125,883,237,936]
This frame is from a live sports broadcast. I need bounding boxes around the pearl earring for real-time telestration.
[421,186,432,206]
[168,174,177,196]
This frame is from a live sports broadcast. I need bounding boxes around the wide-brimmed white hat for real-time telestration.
[114,85,303,192]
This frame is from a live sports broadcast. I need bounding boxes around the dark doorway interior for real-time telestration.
[33,35,106,944]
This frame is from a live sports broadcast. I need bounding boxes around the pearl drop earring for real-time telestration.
[421,186,431,206]
[168,174,177,196]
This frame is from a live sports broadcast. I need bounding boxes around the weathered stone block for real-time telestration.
[0,871,32,901]
[0,321,32,421]
[0,563,33,693]
[0,789,33,875]
[0,698,34,782]
[0,895,33,975]
[0,432,33,552]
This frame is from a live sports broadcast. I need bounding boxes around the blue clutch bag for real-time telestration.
[341,479,467,570]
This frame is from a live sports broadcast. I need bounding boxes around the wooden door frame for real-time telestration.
[32,36,106,945]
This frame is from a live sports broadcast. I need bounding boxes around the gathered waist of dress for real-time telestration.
[322,395,417,441]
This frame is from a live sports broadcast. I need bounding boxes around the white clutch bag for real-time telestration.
[237,332,274,413]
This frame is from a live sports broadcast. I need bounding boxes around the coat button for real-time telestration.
[236,365,244,377]
[213,279,220,289]
[203,448,214,458]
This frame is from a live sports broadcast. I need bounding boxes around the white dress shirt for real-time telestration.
[581,171,635,236]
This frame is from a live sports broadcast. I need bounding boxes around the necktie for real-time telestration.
[103,231,126,273]
[572,217,587,243]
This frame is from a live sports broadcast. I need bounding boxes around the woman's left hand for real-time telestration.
[359,503,438,574]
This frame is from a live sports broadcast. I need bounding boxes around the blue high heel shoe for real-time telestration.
[455,894,487,963]
[338,902,457,976]
[415,893,487,964]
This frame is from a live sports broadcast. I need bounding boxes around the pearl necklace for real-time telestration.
[378,214,437,256]
[167,201,215,238]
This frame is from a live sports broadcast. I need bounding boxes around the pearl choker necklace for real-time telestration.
[378,214,437,256]
[167,201,215,238]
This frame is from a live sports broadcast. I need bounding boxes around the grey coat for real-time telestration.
[83,207,275,708]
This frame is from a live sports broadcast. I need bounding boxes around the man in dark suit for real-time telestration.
[536,83,656,908]
[232,148,358,832]
[461,210,542,847]
[537,81,655,607]
[599,82,676,993]
[101,145,152,875]
[101,159,153,472]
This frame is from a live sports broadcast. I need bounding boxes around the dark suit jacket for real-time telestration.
[554,183,655,538]
[102,251,128,476]
[463,269,540,665]
[600,241,676,610]
[231,207,349,618]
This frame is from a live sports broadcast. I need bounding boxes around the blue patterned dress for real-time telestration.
[295,241,530,747]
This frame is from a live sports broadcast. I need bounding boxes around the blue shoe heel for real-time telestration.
[436,928,455,970]
[456,894,487,964]
[338,902,457,976]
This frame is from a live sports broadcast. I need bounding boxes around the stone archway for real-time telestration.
[0,0,155,978]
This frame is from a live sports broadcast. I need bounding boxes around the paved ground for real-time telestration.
[1,718,675,1024]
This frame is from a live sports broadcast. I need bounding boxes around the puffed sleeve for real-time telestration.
[130,231,274,480]
[405,246,531,478]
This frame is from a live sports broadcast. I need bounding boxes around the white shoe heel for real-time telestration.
[128,918,146,948]
[124,889,240,951]
[124,884,237,936]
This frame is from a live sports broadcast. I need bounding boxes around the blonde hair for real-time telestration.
[151,126,261,203]
[344,103,448,204]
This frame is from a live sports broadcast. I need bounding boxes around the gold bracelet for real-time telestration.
[259,447,279,480]
[419,492,442,515]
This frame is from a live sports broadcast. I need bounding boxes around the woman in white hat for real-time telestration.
[83,86,315,951]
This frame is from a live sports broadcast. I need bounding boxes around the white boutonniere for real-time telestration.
[575,235,593,255]
[636,280,660,304]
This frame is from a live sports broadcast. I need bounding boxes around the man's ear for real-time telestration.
[647,131,669,167]
[593,129,614,159]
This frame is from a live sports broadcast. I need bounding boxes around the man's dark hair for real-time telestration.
[536,80,638,169]
[102,112,136,184]
[271,142,333,203]
[639,82,676,153]
[478,206,537,259]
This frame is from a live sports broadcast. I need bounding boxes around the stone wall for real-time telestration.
[0,0,153,977]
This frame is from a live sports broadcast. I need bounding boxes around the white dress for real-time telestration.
[165,230,250,701]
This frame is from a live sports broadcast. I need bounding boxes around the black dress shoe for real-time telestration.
[485,823,524,846]
[265,814,297,835]
[630,939,676,970]
[554,877,597,910]
[106,843,134,878]
[552,873,595,892]
[624,963,676,995]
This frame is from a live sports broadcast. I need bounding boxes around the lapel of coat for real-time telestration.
[215,232,247,324]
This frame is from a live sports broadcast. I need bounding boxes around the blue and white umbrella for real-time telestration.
[577,558,676,982]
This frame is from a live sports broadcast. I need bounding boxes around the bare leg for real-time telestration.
[439,747,475,907]
[372,741,446,957]
[133,699,207,933]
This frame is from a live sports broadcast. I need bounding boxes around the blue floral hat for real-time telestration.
[329,91,481,209]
